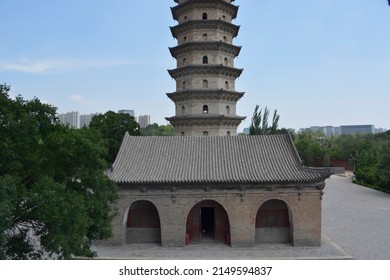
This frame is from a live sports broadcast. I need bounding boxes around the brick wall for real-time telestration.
[107,183,325,247]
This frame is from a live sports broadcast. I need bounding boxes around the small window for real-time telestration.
[181,131,185,136]
[227,131,231,136]
[184,16,188,21]
[222,15,226,21]
[202,13,208,20]
[202,33,208,41]
[203,131,209,136]
[226,106,230,114]
[182,106,185,115]
[223,36,227,43]
[224,57,228,66]
[203,105,209,114]
[182,81,186,89]
[183,58,187,66]
[184,36,187,42]
[202,56,208,64]
[203,80,208,88]
[225,81,229,89]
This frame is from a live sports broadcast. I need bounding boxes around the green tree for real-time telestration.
[378,142,390,192]
[0,85,118,259]
[249,105,280,135]
[294,130,326,166]
[353,148,380,186]
[140,123,174,136]
[89,111,140,162]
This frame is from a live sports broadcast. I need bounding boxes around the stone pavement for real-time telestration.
[92,235,351,260]
[92,175,390,260]
[322,175,390,260]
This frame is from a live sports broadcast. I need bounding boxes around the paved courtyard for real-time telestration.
[322,175,390,260]
[93,175,390,260]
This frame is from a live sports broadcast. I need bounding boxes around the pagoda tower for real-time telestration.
[166,0,246,136]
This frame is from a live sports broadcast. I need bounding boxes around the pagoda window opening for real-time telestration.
[202,33,208,41]
[226,106,230,114]
[224,57,228,66]
[181,132,185,136]
[203,80,208,88]
[223,36,227,43]
[203,131,209,136]
[182,106,186,115]
[184,16,188,21]
[183,58,187,66]
[202,13,208,20]
[203,56,208,64]
[227,131,231,136]
[183,36,187,42]
[203,105,209,114]
[182,81,186,90]
[225,81,229,89]
[222,15,226,21]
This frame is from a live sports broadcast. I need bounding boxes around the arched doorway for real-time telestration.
[186,200,230,244]
[126,200,161,244]
[255,199,291,243]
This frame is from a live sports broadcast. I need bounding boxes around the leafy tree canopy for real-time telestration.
[140,123,174,136]
[0,84,118,259]
[292,127,390,192]
[89,111,140,163]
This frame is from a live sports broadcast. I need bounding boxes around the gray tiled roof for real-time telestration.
[109,133,330,185]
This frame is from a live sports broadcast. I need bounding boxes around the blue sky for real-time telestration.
[1,0,389,131]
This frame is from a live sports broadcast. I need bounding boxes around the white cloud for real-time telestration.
[70,95,97,106]
[0,58,137,73]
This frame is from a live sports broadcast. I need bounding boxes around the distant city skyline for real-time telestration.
[2,0,390,131]
[57,110,151,129]
[307,124,387,136]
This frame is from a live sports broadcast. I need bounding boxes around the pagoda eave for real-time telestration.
[166,115,246,127]
[169,41,241,58]
[168,65,243,79]
[171,0,239,21]
[166,89,244,102]
[170,20,240,39]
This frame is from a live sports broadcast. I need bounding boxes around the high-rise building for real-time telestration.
[80,113,100,128]
[165,0,246,136]
[307,125,386,136]
[138,115,152,128]
[57,111,80,129]
[118,109,135,117]
[340,125,375,135]
[309,126,337,137]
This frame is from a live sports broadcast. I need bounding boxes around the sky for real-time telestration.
[1,0,389,131]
